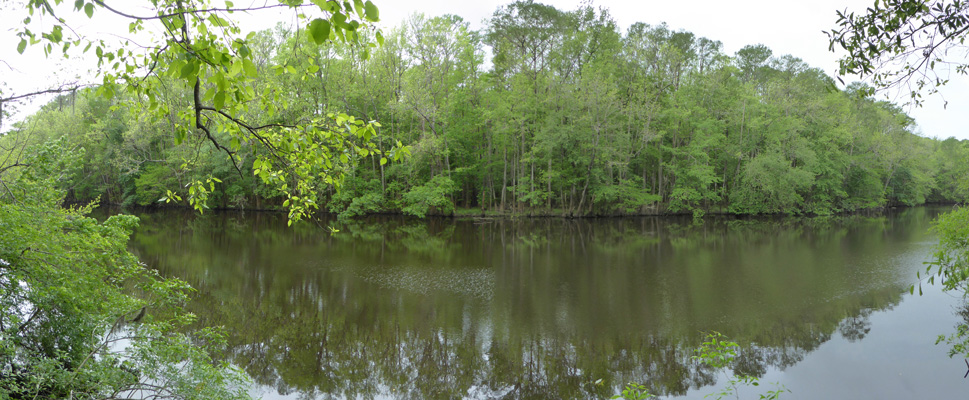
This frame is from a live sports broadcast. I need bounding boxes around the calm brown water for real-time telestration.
[126,207,966,399]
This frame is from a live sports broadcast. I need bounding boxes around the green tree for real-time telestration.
[930,137,969,202]
[0,139,250,399]
[5,0,396,224]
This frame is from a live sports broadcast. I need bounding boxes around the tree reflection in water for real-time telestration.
[125,207,940,399]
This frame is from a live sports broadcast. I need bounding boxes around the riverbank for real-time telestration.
[88,199,963,222]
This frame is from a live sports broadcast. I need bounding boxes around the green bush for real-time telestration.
[402,175,458,218]
[0,141,249,400]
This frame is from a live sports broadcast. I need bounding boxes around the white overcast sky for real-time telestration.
[2,0,967,139]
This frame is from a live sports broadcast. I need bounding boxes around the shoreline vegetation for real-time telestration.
[91,200,962,221]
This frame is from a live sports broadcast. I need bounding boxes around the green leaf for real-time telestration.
[364,0,379,21]
[213,90,226,110]
[332,12,347,29]
[243,58,257,77]
[50,25,63,42]
[84,3,94,18]
[237,43,250,58]
[380,157,387,166]
[17,39,26,54]
[215,72,228,90]
[180,61,195,79]
[228,59,243,77]
[308,18,331,45]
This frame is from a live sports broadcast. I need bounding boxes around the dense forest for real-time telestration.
[4,1,969,219]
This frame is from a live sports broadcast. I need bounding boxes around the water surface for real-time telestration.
[127,207,967,399]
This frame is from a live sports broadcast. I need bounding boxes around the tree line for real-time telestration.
[4,0,969,219]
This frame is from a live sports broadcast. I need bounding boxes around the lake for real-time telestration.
[125,206,967,399]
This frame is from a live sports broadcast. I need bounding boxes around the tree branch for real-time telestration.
[0,85,85,104]
[92,1,312,22]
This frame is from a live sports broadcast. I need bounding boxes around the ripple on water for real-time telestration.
[353,265,496,300]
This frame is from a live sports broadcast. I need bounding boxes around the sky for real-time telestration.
[2,0,967,139]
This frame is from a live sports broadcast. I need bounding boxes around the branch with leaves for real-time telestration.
[10,0,402,223]
[826,0,969,106]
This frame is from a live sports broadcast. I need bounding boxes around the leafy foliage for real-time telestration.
[925,206,969,291]
[611,382,656,400]
[0,140,249,400]
[402,175,458,218]
[693,332,789,400]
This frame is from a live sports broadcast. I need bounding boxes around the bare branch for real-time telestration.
[92,1,312,22]
[0,85,86,104]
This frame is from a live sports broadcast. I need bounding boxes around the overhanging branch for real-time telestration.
[0,85,85,104]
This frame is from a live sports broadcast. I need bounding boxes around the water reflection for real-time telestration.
[126,208,945,399]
